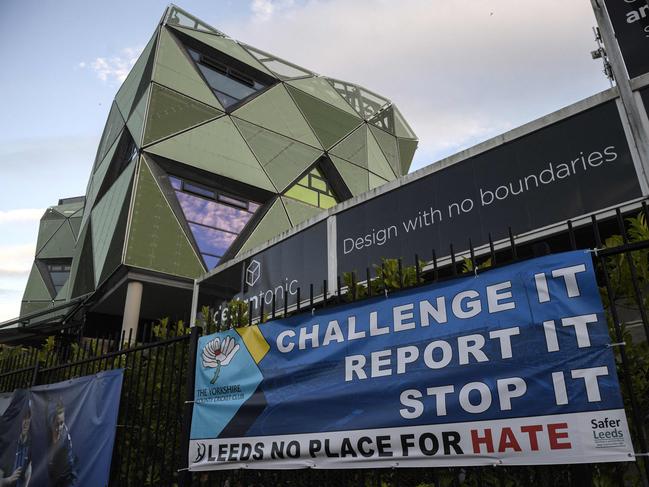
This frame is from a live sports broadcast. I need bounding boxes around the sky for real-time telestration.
[0,0,610,321]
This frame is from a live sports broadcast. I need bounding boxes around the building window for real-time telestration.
[284,167,337,209]
[46,262,71,294]
[186,48,269,109]
[169,176,260,269]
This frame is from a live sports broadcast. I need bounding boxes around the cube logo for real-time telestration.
[246,260,261,287]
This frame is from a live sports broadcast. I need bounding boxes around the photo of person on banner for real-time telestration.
[0,391,30,487]
[12,407,32,487]
[46,400,77,487]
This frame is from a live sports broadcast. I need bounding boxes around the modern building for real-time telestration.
[12,5,418,340]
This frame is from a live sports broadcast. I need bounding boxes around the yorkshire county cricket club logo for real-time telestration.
[202,336,240,384]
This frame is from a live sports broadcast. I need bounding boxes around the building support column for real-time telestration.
[121,281,143,343]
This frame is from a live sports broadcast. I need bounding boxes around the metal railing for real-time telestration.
[1,202,649,486]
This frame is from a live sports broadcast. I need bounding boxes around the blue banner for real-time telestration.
[190,251,633,469]
[0,370,123,486]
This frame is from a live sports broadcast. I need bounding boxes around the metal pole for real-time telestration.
[591,0,649,191]
[190,279,200,327]
[178,326,201,487]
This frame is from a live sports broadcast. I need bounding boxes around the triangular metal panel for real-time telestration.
[41,208,66,220]
[144,116,276,192]
[398,138,418,175]
[329,124,368,169]
[236,198,291,256]
[125,158,205,278]
[36,218,66,255]
[286,77,359,118]
[169,25,274,77]
[369,172,389,190]
[95,129,138,205]
[330,155,370,197]
[367,128,397,181]
[369,125,400,176]
[232,84,321,149]
[98,188,131,285]
[153,27,223,110]
[394,106,417,140]
[93,102,125,171]
[54,277,70,302]
[80,133,121,232]
[22,263,52,302]
[116,31,157,118]
[280,196,323,226]
[69,222,95,298]
[233,118,323,192]
[37,220,76,259]
[90,162,135,285]
[20,301,52,316]
[126,85,150,148]
[69,216,82,239]
[143,83,223,146]
[286,85,362,150]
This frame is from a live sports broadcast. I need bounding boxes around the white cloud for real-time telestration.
[0,209,44,224]
[221,0,608,170]
[0,243,36,277]
[0,289,23,323]
[81,46,142,84]
[0,242,35,321]
[251,0,295,22]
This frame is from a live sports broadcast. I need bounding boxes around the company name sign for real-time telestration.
[189,251,633,470]
[235,221,328,317]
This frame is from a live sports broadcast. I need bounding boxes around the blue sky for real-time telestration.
[0,0,610,320]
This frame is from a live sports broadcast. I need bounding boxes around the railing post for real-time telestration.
[30,359,40,387]
[178,326,201,487]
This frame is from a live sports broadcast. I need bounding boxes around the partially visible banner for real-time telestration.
[603,0,649,79]
[0,370,123,487]
[0,393,14,417]
[189,251,633,470]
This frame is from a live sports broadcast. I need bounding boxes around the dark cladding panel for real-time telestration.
[336,99,642,274]
[604,0,649,79]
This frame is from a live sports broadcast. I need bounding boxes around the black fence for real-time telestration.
[0,325,190,486]
[1,203,649,487]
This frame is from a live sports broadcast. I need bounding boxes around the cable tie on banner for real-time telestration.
[474,266,478,278]
[311,307,315,316]
[384,288,388,299]
[586,247,604,256]
[631,452,649,457]
[177,467,189,472]
[607,341,626,348]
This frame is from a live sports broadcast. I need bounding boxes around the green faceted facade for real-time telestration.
[20,5,417,320]
[20,198,84,315]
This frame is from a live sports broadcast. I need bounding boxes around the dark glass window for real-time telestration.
[172,177,259,269]
[187,48,269,109]
[46,263,71,294]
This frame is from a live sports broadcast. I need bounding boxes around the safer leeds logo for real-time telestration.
[201,336,240,384]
